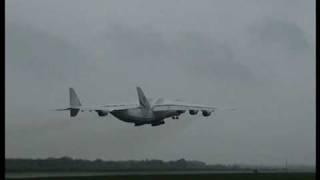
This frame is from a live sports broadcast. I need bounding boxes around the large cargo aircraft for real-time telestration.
[56,87,229,126]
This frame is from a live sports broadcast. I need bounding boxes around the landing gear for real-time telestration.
[171,116,179,119]
[151,121,165,126]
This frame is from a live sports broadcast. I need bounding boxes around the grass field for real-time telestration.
[6,173,315,180]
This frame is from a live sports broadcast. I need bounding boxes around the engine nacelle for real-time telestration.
[95,110,108,117]
[176,110,186,114]
[202,110,211,117]
[189,110,199,115]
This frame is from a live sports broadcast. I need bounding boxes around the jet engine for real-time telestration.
[176,110,186,114]
[202,110,211,117]
[189,110,199,115]
[95,110,108,117]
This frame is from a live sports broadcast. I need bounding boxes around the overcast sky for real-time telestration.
[5,0,315,166]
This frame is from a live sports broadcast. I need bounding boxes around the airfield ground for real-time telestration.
[6,173,315,180]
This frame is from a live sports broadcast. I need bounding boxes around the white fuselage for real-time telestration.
[111,106,182,125]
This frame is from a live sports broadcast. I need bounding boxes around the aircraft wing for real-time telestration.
[56,88,141,117]
[79,104,139,112]
[152,103,217,112]
[56,103,139,117]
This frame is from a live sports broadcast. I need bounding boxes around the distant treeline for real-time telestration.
[6,157,251,172]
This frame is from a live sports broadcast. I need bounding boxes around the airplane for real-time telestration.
[56,87,228,127]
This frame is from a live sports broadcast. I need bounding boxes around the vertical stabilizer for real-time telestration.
[69,88,81,117]
[136,87,150,109]
[70,88,81,107]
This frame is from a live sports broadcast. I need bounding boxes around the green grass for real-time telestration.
[6,173,315,180]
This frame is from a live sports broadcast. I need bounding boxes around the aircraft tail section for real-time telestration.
[69,108,79,117]
[136,86,150,109]
[69,88,81,117]
[56,88,81,117]
[70,88,81,107]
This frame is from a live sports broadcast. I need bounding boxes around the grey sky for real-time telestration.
[6,0,315,166]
